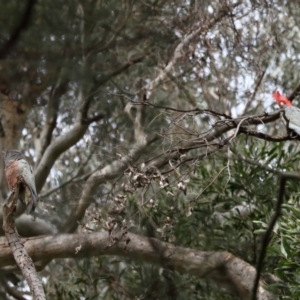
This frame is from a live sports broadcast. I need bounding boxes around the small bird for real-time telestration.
[3,150,38,214]
[273,90,300,137]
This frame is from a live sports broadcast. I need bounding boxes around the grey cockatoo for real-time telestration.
[273,90,300,136]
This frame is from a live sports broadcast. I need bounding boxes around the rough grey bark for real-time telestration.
[2,188,45,300]
[0,230,276,300]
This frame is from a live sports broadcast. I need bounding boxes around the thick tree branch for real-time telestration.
[35,121,92,192]
[0,230,274,300]
[15,215,57,236]
[3,187,45,299]
[34,57,140,190]
[35,51,142,193]
[0,213,56,237]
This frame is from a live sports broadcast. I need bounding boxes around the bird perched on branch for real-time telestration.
[273,90,300,137]
[3,150,38,214]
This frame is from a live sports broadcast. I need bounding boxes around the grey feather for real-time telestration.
[284,106,300,136]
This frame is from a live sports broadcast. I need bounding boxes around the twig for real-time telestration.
[143,2,242,99]
[193,166,228,202]
[288,80,300,102]
[229,117,251,142]
[40,160,101,198]
[242,70,266,115]
[240,128,295,142]
[133,100,232,119]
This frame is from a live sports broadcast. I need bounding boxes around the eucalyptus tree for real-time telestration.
[0,0,299,299]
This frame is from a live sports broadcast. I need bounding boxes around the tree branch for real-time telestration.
[147,110,281,170]
[35,80,68,167]
[288,80,300,102]
[96,55,144,87]
[35,121,91,192]
[0,278,27,300]
[43,58,138,186]
[144,2,242,99]
[0,230,274,300]
[240,128,296,142]
[61,137,158,233]
[2,186,45,299]
[242,69,266,115]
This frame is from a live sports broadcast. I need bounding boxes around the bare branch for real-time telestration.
[148,110,281,170]
[96,55,145,88]
[242,70,266,115]
[34,57,142,194]
[3,186,45,299]
[79,58,143,123]
[134,100,232,119]
[40,151,97,198]
[0,212,56,237]
[0,278,27,300]
[35,121,89,192]
[35,80,68,167]
[0,230,274,300]
[240,128,295,142]
[61,135,158,233]
[15,215,57,236]
[86,113,105,124]
[144,2,242,99]
[288,80,300,102]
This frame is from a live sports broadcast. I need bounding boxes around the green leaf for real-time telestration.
[280,236,288,258]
